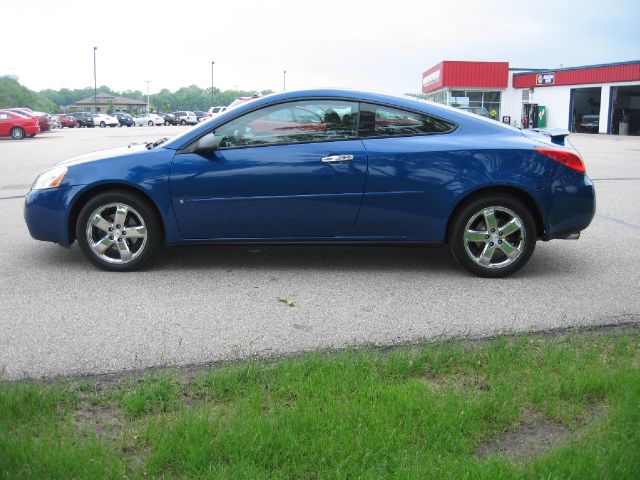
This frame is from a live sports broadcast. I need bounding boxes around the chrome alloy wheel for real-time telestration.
[85,203,147,264]
[463,206,526,269]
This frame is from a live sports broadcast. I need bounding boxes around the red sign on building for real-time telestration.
[422,61,509,93]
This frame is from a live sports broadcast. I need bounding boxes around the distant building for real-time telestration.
[70,92,147,114]
[421,60,640,134]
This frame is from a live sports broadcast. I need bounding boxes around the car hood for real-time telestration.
[54,143,150,168]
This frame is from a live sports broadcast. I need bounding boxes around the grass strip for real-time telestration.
[1,329,639,479]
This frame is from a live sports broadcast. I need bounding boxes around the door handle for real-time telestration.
[321,154,354,163]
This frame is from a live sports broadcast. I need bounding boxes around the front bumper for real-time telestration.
[24,185,85,246]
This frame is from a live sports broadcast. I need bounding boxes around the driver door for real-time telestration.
[169,99,367,240]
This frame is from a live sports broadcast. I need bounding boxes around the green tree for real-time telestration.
[0,76,56,112]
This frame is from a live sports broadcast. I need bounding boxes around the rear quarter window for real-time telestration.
[359,103,455,138]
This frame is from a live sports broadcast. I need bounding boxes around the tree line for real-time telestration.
[0,76,57,112]
[0,76,273,113]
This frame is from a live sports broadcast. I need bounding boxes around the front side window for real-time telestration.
[359,103,455,138]
[215,100,359,148]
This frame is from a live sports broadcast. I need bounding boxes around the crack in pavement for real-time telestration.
[597,214,640,230]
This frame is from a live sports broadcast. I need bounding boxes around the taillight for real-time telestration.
[534,146,586,173]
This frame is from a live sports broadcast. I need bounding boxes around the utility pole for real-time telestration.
[283,70,287,91]
[93,47,97,112]
[145,80,151,113]
[211,61,215,107]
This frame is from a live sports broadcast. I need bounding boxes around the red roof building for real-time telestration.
[421,60,640,134]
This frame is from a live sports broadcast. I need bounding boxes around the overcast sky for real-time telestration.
[3,0,639,95]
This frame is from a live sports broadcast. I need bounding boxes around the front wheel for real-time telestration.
[100,121,106,128]
[449,194,536,278]
[75,191,162,271]
[180,119,186,125]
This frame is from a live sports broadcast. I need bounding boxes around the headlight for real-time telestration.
[32,166,68,190]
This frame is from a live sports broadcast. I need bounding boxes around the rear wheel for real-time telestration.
[449,194,536,278]
[10,127,25,139]
[181,119,186,125]
[75,191,162,272]
[148,121,153,126]
[100,121,106,128]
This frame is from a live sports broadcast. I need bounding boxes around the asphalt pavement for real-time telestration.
[1,127,639,380]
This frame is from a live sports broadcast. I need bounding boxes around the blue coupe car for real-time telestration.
[24,89,595,277]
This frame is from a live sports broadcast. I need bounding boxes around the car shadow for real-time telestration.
[160,244,457,273]
[34,242,587,278]
[34,243,457,274]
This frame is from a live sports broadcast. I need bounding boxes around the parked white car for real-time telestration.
[92,113,119,128]
[134,113,165,126]
[49,115,61,129]
[172,111,198,125]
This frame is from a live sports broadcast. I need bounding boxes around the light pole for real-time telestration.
[93,47,97,113]
[283,70,287,91]
[211,61,215,107]
[145,80,151,113]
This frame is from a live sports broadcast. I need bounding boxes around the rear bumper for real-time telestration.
[543,174,596,240]
[25,125,40,135]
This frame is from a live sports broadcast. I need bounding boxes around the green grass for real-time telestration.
[1,329,639,479]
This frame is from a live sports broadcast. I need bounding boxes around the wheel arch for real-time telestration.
[67,183,166,244]
[445,185,545,243]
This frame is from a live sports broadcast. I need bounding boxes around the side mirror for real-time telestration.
[182,132,218,154]
[196,133,218,152]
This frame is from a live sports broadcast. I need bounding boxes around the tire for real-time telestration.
[10,127,25,139]
[448,194,536,278]
[76,190,162,272]
[100,121,106,128]
[76,123,81,128]
[148,121,153,126]
[181,119,186,126]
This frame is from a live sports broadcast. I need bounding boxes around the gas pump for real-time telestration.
[522,103,539,129]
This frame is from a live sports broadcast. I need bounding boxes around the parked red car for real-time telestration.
[5,108,51,132]
[55,114,78,128]
[0,110,40,139]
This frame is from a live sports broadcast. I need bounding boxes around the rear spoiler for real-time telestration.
[531,128,570,146]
